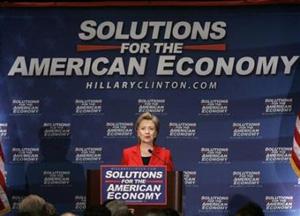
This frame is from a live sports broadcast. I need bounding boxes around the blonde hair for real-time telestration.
[106,200,129,216]
[18,194,46,216]
[135,112,160,143]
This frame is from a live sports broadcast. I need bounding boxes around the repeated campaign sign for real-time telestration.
[101,166,167,205]
[1,4,300,216]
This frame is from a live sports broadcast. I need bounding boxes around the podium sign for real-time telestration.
[100,165,167,205]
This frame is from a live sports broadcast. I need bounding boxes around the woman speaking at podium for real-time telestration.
[121,112,174,171]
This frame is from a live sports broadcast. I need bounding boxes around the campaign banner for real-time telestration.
[101,165,167,205]
[1,4,300,216]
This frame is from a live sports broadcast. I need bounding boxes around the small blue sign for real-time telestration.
[101,165,167,205]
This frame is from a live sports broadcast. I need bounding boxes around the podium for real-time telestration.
[87,169,183,215]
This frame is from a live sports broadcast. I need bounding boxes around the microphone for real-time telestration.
[148,149,169,167]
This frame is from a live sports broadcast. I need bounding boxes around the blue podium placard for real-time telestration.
[100,165,167,205]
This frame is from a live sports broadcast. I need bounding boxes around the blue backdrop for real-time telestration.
[0,4,300,216]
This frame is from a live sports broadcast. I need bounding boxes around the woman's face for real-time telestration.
[137,119,157,145]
